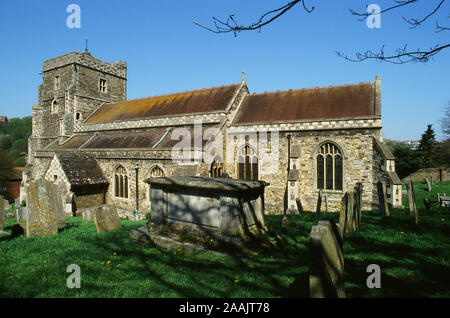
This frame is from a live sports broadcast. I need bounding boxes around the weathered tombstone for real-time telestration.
[424,198,433,212]
[338,195,347,236]
[16,207,27,230]
[346,191,356,232]
[406,180,419,224]
[296,198,303,214]
[26,178,65,237]
[309,219,345,298]
[282,214,291,229]
[425,177,431,192]
[4,199,10,212]
[354,183,363,227]
[14,197,20,210]
[0,195,4,231]
[94,204,121,233]
[316,191,322,219]
[79,206,98,221]
[376,181,389,217]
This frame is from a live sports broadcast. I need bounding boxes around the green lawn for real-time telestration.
[0,181,449,298]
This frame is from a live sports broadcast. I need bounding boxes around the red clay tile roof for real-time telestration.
[85,83,241,124]
[233,82,376,125]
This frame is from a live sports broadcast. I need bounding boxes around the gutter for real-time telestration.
[152,127,172,149]
[79,132,98,149]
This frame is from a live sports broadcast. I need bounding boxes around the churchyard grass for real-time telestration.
[0,181,449,298]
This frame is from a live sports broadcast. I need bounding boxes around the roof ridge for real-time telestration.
[105,83,241,105]
[250,81,374,96]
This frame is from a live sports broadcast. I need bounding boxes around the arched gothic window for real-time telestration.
[51,100,58,114]
[114,165,128,198]
[316,142,343,191]
[210,157,223,178]
[237,145,258,180]
[149,165,164,178]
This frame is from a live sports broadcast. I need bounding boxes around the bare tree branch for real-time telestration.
[336,43,450,64]
[344,0,449,63]
[194,0,314,36]
[349,0,419,21]
[401,0,446,28]
[196,0,449,63]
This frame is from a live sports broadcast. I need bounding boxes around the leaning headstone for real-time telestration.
[282,214,292,229]
[425,177,431,192]
[406,180,419,224]
[94,204,121,233]
[376,181,389,217]
[338,195,347,237]
[424,198,433,212]
[354,183,363,227]
[16,206,27,230]
[4,199,10,212]
[296,198,303,214]
[346,191,356,233]
[309,219,345,298]
[0,195,4,231]
[316,191,322,219]
[79,206,97,221]
[26,178,65,237]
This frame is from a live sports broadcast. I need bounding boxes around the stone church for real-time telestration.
[22,51,402,218]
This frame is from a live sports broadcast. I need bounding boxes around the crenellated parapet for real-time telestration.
[43,51,127,78]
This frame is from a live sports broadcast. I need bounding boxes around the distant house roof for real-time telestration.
[232,82,376,125]
[84,83,241,124]
[55,153,107,186]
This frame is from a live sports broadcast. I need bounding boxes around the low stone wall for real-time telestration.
[403,167,449,183]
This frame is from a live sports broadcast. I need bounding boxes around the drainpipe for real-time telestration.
[135,164,139,219]
[285,134,292,215]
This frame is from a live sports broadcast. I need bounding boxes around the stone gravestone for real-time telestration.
[424,198,433,212]
[338,195,347,237]
[26,178,65,237]
[16,207,27,230]
[14,197,20,210]
[376,181,389,217]
[425,177,431,192]
[309,218,345,298]
[94,204,121,233]
[354,183,363,227]
[345,191,356,233]
[4,199,10,213]
[296,198,303,214]
[316,191,322,219]
[406,180,419,224]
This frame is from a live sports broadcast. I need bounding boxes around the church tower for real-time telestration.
[29,51,127,160]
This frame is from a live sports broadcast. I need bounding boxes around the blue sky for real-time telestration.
[0,0,448,140]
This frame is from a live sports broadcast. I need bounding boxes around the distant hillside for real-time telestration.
[0,116,32,167]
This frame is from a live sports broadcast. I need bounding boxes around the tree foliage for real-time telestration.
[0,116,32,167]
[389,143,422,179]
[418,124,439,168]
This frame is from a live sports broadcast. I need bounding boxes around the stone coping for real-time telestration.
[144,176,269,192]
